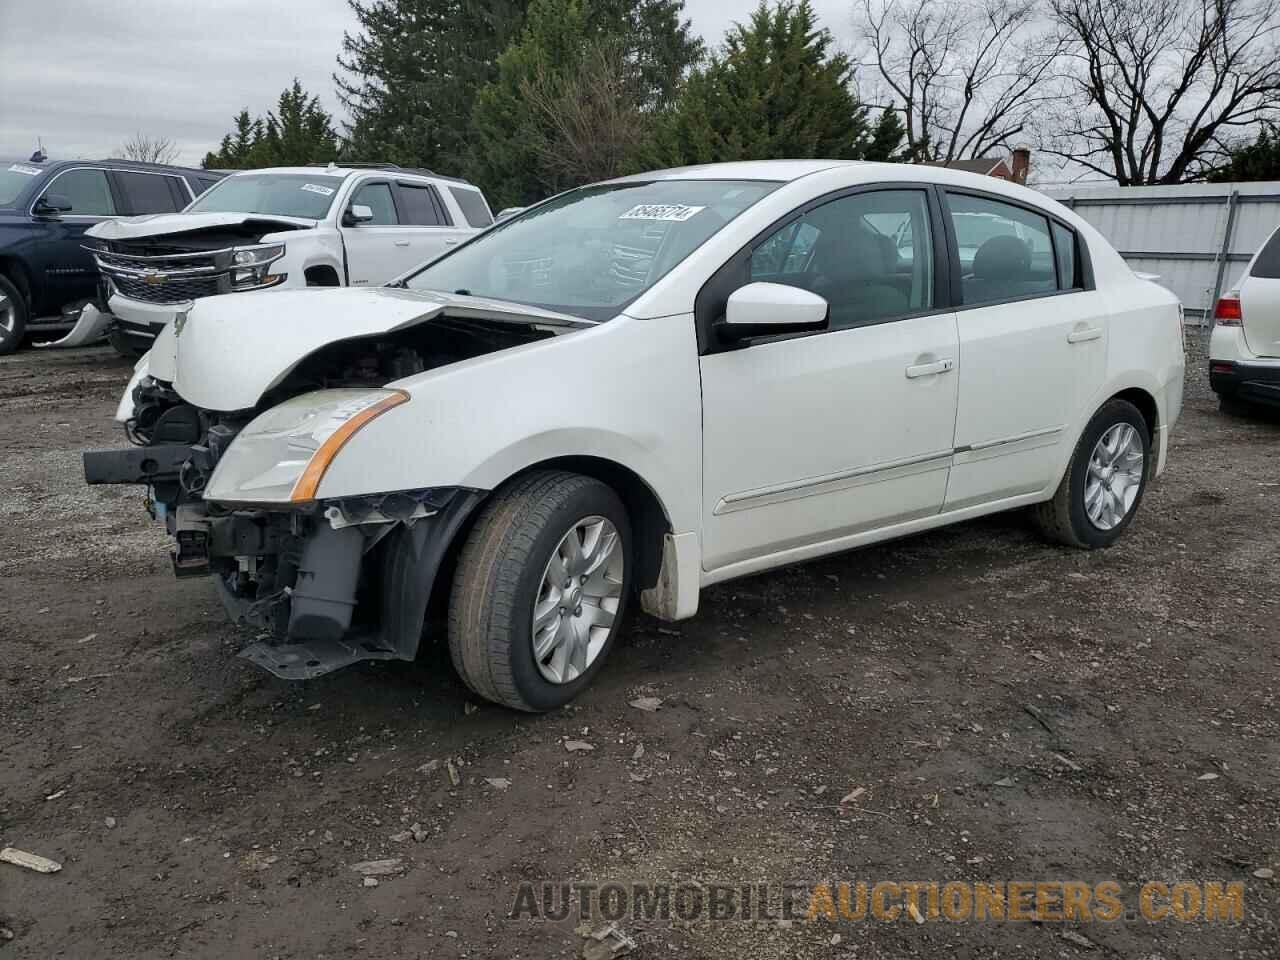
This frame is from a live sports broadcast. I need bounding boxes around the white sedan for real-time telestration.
[1209,223,1280,413]
[85,160,1185,711]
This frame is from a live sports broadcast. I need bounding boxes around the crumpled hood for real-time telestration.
[151,286,592,412]
[86,211,315,241]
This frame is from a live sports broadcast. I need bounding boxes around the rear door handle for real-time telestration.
[444,238,461,246]
[393,240,411,247]
[905,358,955,379]
[1068,327,1102,343]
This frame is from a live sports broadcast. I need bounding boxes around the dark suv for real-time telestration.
[0,155,224,354]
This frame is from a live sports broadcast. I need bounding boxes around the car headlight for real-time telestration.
[204,389,408,504]
[229,243,286,291]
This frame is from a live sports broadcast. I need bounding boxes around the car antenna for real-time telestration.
[29,142,47,163]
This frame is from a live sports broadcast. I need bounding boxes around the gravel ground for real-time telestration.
[0,329,1276,959]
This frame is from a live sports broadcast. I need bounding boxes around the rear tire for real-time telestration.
[1032,399,1150,549]
[447,471,631,712]
[0,274,28,356]
[1218,394,1254,418]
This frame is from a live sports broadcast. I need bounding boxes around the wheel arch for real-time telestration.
[304,263,341,286]
[0,255,33,306]
[1110,386,1158,441]
[411,456,676,653]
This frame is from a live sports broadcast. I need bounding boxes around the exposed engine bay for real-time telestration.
[84,314,559,679]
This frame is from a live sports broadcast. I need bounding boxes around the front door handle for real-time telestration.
[394,240,411,247]
[905,357,955,379]
[1068,327,1102,343]
[444,238,460,246]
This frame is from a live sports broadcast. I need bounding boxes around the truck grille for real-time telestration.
[91,243,232,306]
[112,274,224,304]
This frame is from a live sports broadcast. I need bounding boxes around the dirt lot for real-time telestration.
[0,336,1276,959]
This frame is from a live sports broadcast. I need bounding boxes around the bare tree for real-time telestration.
[861,0,1062,163]
[1047,0,1280,184]
[117,132,180,165]
[517,41,652,187]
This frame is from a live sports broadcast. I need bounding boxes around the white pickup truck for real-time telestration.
[78,164,494,355]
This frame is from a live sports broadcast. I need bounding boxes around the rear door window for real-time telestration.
[46,168,116,216]
[945,193,1056,305]
[397,184,446,226]
[447,186,493,227]
[114,171,187,214]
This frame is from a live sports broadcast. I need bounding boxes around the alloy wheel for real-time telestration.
[531,516,624,684]
[1084,423,1144,530]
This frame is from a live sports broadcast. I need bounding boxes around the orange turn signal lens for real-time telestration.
[289,391,409,503]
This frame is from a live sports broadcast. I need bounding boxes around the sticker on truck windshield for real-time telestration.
[300,183,336,196]
[8,164,41,176]
[619,204,706,222]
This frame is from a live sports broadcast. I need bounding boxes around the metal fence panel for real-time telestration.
[1043,181,1280,322]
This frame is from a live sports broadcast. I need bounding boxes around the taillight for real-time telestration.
[1214,296,1242,325]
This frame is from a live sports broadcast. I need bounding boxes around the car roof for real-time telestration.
[608,159,860,184]
[2,158,214,176]
[244,165,478,187]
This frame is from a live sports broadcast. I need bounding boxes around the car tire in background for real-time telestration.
[1032,398,1151,549]
[0,274,29,356]
[1217,394,1256,418]
[448,470,632,712]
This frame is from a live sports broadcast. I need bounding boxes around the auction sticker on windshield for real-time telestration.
[619,204,706,222]
[8,164,41,176]
[300,183,336,196]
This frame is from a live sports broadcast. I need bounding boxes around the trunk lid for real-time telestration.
[1240,227,1280,357]
[154,286,592,411]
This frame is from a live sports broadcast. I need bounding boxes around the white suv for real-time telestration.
[85,161,1185,711]
[1209,224,1280,413]
[79,164,493,354]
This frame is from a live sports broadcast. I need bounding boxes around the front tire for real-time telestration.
[1032,399,1151,549]
[0,274,29,356]
[447,471,631,712]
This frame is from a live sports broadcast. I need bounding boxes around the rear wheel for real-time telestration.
[448,471,631,712]
[1218,394,1255,418]
[0,274,28,356]
[1032,399,1150,549]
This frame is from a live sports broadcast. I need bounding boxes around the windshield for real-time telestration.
[404,179,780,321]
[0,161,45,207]
[185,173,343,219]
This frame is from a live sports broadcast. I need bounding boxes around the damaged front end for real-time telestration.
[83,289,587,679]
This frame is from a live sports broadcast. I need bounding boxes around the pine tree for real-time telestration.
[336,0,530,171]
[468,0,702,207]
[659,0,874,165]
[864,107,906,162]
[1209,124,1280,183]
[201,83,337,169]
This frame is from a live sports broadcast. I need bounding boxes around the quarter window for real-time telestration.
[46,169,115,216]
[350,182,398,225]
[749,190,934,330]
[447,186,493,227]
[1051,222,1079,290]
[946,194,1056,304]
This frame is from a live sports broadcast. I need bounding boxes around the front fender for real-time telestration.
[314,312,704,535]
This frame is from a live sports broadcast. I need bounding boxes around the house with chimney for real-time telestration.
[931,148,1031,185]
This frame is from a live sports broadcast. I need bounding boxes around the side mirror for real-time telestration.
[717,282,829,342]
[343,204,374,226]
[34,193,73,216]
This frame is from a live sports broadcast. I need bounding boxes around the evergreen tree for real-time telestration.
[864,107,906,162]
[659,1,874,165]
[1209,124,1280,183]
[336,0,530,171]
[202,82,337,169]
[468,0,701,207]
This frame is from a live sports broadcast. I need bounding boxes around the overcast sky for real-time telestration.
[0,0,857,168]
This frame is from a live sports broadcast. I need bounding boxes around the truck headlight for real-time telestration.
[204,389,408,504]
[229,243,286,291]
